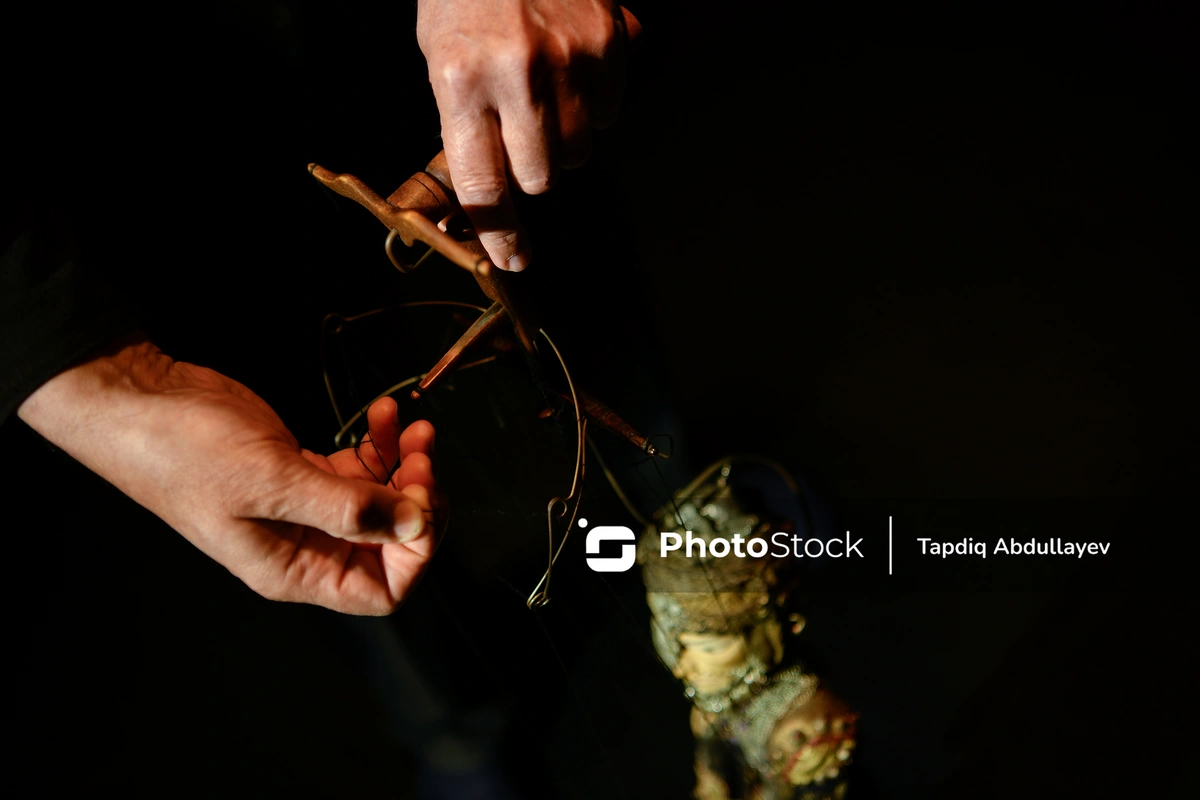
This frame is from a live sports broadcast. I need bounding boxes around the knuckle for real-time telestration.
[480,228,520,250]
[435,38,538,93]
[233,447,305,520]
[455,176,508,208]
[405,451,434,476]
[495,41,538,75]
[435,56,484,95]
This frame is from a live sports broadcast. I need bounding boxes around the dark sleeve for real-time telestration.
[0,203,142,423]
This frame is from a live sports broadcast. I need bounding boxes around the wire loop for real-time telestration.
[525,328,587,609]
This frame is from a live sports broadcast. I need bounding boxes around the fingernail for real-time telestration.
[393,501,424,542]
[505,252,529,272]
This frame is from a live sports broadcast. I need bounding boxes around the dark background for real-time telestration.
[5,1,1197,796]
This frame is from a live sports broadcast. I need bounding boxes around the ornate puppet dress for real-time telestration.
[638,465,857,800]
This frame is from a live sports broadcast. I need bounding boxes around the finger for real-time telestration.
[401,483,433,514]
[618,7,643,53]
[259,459,427,545]
[381,486,438,602]
[253,523,394,614]
[380,531,436,604]
[327,405,417,483]
[399,484,443,539]
[441,111,531,272]
[364,397,400,475]
[342,548,405,615]
[393,451,435,492]
[248,519,431,616]
[396,421,436,491]
[588,38,627,131]
[399,419,435,460]
[555,88,593,169]
[588,9,633,130]
[495,67,556,195]
[587,72,623,132]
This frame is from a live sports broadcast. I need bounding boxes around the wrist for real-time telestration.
[17,330,173,450]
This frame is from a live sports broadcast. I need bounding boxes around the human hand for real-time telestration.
[18,333,440,615]
[416,0,639,272]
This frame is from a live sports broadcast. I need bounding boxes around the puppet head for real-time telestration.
[638,464,797,712]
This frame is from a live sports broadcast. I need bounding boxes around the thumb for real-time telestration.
[267,461,427,544]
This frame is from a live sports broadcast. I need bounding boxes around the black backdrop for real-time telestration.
[5,1,1197,796]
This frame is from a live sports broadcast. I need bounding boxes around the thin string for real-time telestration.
[525,327,586,608]
[338,315,398,396]
[319,313,348,430]
[332,356,496,448]
[335,327,381,466]
[355,434,388,485]
[497,577,632,800]
[332,325,395,485]
[532,610,631,800]
[647,454,735,631]
[589,570,682,675]
[322,302,493,448]
[586,435,649,527]
[577,440,686,669]
[423,575,591,800]
[426,574,510,700]
[628,439,734,632]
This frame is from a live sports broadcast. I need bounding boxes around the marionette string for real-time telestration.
[496,576,632,800]
[423,574,605,800]
[634,443,736,633]
[328,317,392,484]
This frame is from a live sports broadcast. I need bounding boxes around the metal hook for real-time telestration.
[385,227,439,274]
[526,328,587,609]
